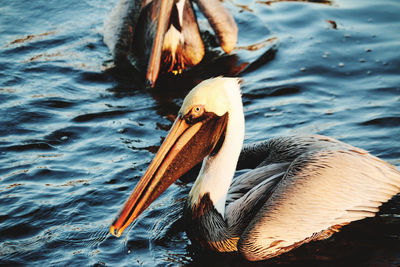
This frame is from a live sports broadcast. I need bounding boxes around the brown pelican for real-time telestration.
[110,77,400,261]
[104,0,238,87]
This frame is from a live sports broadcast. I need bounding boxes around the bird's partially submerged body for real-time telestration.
[110,77,400,261]
[184,134,400,260]
[104,0,238,86]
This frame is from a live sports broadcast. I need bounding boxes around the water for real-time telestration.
[1,0,400,266]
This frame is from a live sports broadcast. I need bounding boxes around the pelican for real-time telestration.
[110,77,400,261]
[104,0,238,87]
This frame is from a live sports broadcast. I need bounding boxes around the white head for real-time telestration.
[179,77,242,117]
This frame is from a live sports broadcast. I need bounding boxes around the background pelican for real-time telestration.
[110,77,400,261]
[104,0,238,87]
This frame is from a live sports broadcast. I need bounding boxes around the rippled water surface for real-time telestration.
[1,0,400,266]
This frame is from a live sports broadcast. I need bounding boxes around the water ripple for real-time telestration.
[1,0,400,266]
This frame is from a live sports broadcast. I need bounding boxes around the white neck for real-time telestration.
[189,89,245,218]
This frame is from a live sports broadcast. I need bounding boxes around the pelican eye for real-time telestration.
[184,105,205,124]
[191,105,204,116]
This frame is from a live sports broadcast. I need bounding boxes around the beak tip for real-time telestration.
[145,78,155,88]
[110,225,122,237]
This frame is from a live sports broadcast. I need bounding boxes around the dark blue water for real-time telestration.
[1,0,400,266]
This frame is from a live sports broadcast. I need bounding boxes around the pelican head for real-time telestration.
[105,0,238,87]
[110,77,242,237]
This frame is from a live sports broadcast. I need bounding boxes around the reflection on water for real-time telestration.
[1,0,400,266]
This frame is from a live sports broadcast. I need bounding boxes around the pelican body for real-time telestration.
[110,77,400,261]
[104,0,238,87]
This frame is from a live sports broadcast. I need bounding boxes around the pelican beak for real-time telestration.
[145,0,174,87]
[110,112,228,237]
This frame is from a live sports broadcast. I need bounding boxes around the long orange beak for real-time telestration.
[146,0,174,87]
[110,112,228,237]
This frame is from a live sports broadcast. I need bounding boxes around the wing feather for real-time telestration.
[226,163,290,204]
[238,146,400,261]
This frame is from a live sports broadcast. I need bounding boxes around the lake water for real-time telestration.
[1,0,400,266]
